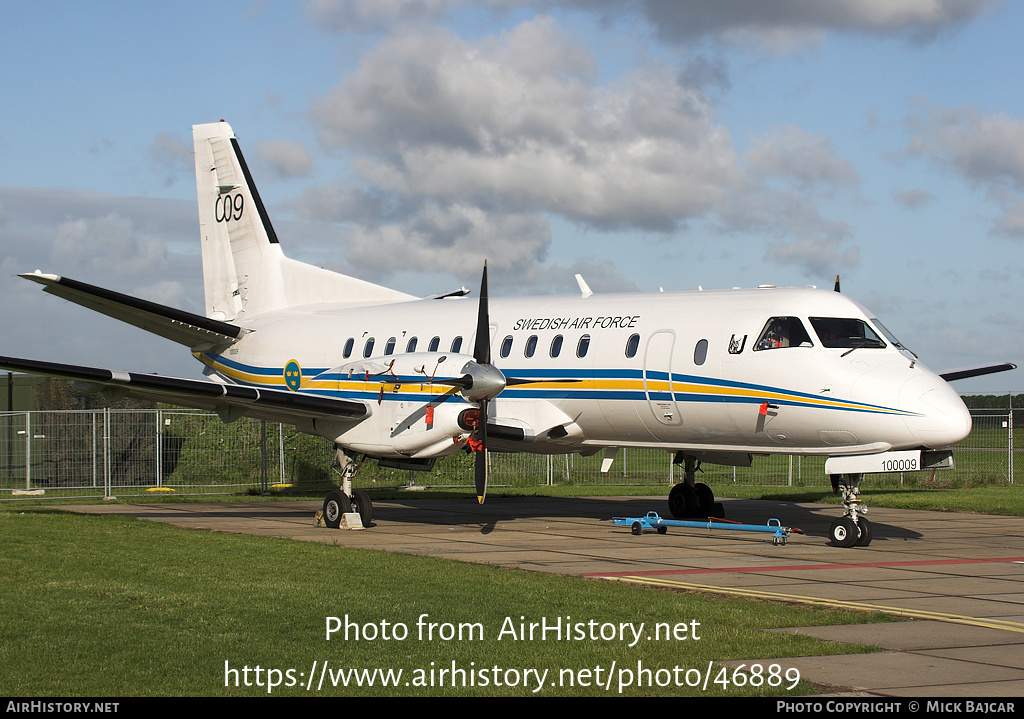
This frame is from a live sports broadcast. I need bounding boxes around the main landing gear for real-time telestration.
[668,453,725,520]
[828,472,871,547]
[322,448,374,529]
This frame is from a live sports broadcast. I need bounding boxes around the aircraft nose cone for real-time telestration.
[901,372,972,448]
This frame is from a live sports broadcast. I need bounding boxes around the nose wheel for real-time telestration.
[829,473,871,547]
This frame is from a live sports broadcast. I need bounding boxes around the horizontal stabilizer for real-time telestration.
[0,355,369,424]
[939,363,1017,382]
[20,273,243,349]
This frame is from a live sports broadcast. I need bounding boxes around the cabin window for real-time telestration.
[451,336,463,353]
[428,336,440,352]
[694,339,708,366]
[550,335,563,358]
[363,337,375,358]
[525,335,538,358]
[809,317,885,350]
[500,335,513,359]
[625,333,640,358]
[343,337,354,359]
[754,317,813,351]
[384,337,396,355]
[577,334,591,358]
[406,336,418,353]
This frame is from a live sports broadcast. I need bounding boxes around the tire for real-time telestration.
[631,521,643,536]
[351,488,373,527]
[710,502,725,519]
[668,483,697,518]
[322,490,351,529]
[694,483,715,517]
[829,517,859,548]
[656,526,668,535]
[854,517,872,547]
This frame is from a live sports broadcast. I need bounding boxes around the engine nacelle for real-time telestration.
[306,354,490,458]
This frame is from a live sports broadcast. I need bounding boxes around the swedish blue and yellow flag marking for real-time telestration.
[284,359,302,391]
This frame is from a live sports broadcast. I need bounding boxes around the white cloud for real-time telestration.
[746,126,860,193]
[631,0,997,46]
[257,139,315,179]
[342,203,552,279]
[907,102,1024,236]
[305,0,459,33]
[893,188,936,209]
[307,0,997,46]
[310,18,740,237]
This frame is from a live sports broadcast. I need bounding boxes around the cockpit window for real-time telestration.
[809,317,885,350]
[754,317,813,350]
[871,318,915,356]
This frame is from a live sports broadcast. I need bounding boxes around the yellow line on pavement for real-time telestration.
[608,575,1024,634]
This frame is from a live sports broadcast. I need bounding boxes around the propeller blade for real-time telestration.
[505,377,583,387]
[468,262,489,503]
[430,374,474,390]
[475,262,490,365]
[475,399,488,503]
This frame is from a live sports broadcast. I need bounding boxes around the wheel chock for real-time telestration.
[315,510,365,529]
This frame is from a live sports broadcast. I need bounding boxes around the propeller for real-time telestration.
[441,261,582,503]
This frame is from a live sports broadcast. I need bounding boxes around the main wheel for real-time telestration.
[694,483,715,517]
[322,490,351,529]
[829,517,859,548]
[668,483,697,518]
[351,488,373,527]
[854,517,872,547]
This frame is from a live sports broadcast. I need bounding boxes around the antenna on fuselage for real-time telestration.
[834,275,841,293]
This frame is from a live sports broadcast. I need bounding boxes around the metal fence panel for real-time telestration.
[0,409,1016,500]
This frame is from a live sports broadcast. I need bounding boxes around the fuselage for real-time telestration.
[195,284,971,461]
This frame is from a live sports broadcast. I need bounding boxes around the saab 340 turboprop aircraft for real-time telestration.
[1,121,1015,547]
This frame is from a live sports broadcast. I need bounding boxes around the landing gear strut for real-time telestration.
[668,453,724,519]
[828,472,870,547]
[322,448,373,528]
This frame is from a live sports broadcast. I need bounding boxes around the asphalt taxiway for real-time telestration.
[65,495,1024,696]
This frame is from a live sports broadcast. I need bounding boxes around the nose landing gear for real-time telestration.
[829,473,871,547]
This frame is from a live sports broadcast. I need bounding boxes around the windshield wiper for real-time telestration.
[841,337,885,357]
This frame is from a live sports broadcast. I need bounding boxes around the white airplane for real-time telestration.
[2,121,1015,547]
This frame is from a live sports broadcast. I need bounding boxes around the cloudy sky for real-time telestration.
[1,0,1022,394]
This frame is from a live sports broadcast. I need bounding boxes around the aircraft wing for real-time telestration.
[0,356,369,424]
[939,363,1017,382]
[19,272,243,350]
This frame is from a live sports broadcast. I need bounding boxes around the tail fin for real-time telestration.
[192,121,412,321]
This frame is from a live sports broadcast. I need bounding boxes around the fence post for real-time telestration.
[279,423,286,485]
[260,419,268,494]
[1003,407,1011,487]
[24,412,30,490]
[103,407,111,499]
[156,409,162,487]
[92,411,98,488]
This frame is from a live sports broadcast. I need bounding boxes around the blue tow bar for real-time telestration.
[611,511,804,546]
